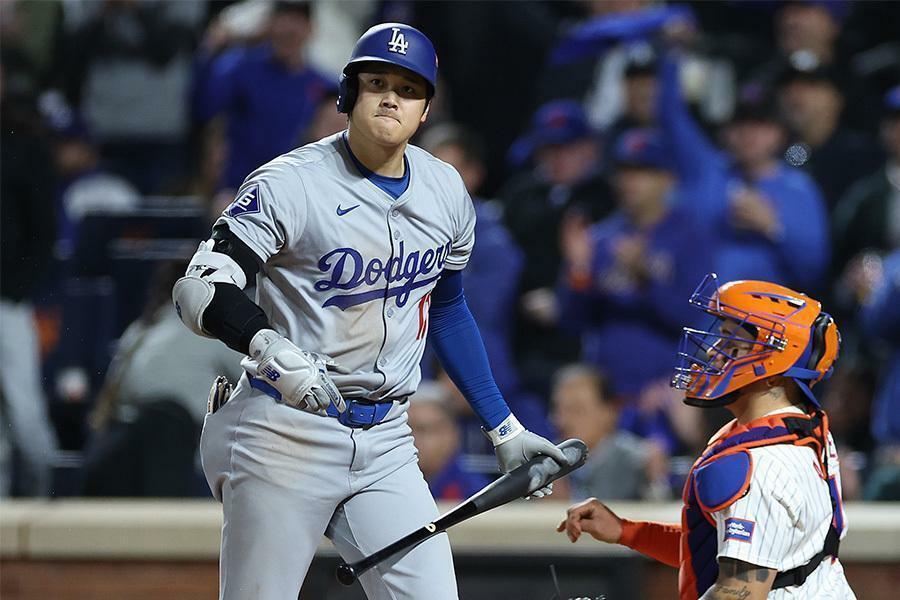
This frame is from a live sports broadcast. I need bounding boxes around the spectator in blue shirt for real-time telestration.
[420,124,550,438]
[407,382,491,501]
[43,103,140,259]
[859,250,900,500]
[193,1,333,190]
[657,52,830,293]
[558,128,711,452]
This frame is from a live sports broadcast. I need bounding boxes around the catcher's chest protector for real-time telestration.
[677,412,840,600]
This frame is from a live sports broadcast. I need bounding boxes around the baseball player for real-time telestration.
[172,23,567,600]
[558,274,855,599]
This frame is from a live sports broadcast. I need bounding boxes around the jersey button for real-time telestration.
[391,209,400,218]
[378,358,388,367]
[393,230,401,239]
[387,308,395,317]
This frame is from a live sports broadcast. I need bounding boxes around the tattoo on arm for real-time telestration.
[702,585,752,600]
[699,558,775,600]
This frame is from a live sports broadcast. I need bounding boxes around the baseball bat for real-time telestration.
[335,438,589,586]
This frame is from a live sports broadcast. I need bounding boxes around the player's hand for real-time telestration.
[612,235,648,277]
[520,287,559,326]
[729,188,782,240]
[241,329,346,414]
[557,498,623,544]
[494,430,569,498]
[560,211,594,272]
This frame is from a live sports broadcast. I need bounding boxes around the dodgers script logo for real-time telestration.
[723,518,755,543]
[387,28,409,55]
[315,240,451,310]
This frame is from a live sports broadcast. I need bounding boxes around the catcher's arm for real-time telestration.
[558,498,681,568]
[699,558,775,600]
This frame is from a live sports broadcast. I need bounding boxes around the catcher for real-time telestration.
[558,274,855,599]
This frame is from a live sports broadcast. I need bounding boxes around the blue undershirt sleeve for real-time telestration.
[428,269,512,430]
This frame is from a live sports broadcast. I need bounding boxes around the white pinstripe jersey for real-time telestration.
[713,407,856,599]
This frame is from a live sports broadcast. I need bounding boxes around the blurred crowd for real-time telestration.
[1,0,899,503]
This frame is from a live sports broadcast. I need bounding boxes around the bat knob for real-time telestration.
[335,563,357,586]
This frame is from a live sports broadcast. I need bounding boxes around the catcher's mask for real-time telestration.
[672,274,840,407]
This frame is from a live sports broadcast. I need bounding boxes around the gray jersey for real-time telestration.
[218,132,475,401]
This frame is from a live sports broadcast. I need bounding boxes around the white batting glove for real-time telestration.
[241,329,346,414]
[488,414,568,499]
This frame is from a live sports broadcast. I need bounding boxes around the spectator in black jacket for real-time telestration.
[500,99,615,393]
[776,64,883,213]
[833,86,900,275]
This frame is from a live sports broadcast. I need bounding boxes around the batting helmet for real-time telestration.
[672,274,840,407]
[336,23,438,114]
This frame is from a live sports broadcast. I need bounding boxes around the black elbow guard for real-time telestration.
[211,223,262,281]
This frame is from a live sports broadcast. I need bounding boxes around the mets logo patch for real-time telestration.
[724,518,755,543]
[226,184,260,218]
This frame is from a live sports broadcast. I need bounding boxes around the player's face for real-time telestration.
[724,121,784,167]
[551,379,616,446]
[624,74,657,125]
[614,166,672,215]
[707,320,756,371]
[536,139,599,187]
[351,66,430,147]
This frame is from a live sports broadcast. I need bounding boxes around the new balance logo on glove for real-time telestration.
[261,365,281,382]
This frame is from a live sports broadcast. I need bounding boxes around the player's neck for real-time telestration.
[727,382,799,425]
[738,157,779,181]
[346,127,407,177]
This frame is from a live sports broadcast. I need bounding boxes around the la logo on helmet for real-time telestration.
[388,28,409,54]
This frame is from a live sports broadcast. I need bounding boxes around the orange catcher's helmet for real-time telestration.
[672,274,840,407]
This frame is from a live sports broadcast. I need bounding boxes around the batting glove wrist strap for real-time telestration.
[485,413,525,446]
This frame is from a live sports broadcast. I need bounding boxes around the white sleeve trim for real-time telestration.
[485,414,524,446]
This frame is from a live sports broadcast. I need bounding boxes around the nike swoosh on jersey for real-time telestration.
[336,204,359,216]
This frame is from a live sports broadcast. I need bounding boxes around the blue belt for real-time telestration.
[248,377,396,429]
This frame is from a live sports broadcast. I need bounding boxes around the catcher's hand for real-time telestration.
[557,497,623,544]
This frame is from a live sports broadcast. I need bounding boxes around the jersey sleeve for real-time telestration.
[215,161,309,262]
[712,453,802,570]
[443,182,476,271]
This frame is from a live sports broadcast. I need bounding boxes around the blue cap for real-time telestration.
[344,22,437,89]
[613,128,672,170]
[508,100,595,166]
[337,22,438,113]
[884,85,900,115]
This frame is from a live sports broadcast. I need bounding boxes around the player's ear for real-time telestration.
[420,101,430,124]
